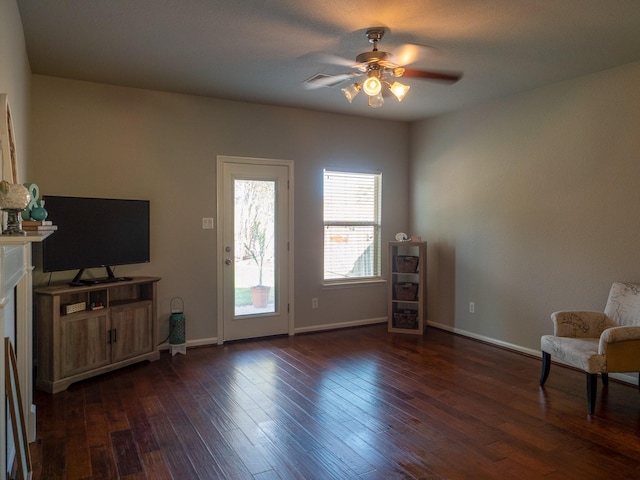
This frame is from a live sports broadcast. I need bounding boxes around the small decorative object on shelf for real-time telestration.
[21,220,57,232]
[395,232,409,242]
[388,240,426,334]
[0,180,30,235]
[22,182,48,221]
[89,290,106,310]
[31,205,48,220]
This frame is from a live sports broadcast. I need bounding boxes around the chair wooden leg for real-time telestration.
[540,352,551,385]
[601,373,609,387]
[587,373,597,414]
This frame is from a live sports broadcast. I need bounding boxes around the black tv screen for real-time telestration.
[38,196,150,282]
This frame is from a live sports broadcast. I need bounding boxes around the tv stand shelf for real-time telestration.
[34,276,161,393]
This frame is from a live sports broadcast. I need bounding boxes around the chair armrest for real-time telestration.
[599,326,640,354]
[551,311,611,337]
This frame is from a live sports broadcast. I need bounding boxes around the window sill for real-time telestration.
[322,279,387,289]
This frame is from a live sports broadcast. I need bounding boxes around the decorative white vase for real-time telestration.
[0,181,31,235]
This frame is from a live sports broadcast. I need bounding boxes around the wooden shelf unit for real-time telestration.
[388,241,426,334]
[34,276,161,393]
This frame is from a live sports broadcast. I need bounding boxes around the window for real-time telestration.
[323,169,382,282]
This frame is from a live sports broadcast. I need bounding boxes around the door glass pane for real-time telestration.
[234,179,275,315]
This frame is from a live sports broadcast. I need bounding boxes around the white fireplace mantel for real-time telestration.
[1,232,51,478]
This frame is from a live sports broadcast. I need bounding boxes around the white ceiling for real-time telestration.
[16,0,640,122]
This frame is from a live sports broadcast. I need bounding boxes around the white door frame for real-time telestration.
[216,155,294,344]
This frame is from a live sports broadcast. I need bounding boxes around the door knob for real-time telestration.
[225,258,233,265]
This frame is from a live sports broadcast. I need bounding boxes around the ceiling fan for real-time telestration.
[304,28,462,108]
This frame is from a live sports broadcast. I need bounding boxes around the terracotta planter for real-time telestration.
[250,285,270,308]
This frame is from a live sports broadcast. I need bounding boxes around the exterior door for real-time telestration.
[217,156,293,342]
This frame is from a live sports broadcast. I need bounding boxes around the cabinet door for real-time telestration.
[110,301,153,363]
[59,311,110,379]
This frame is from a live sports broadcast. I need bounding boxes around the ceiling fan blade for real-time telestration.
[391,43,434,66]
[304,52,356,68]
[303,72,360,89]
[402,68,462,83]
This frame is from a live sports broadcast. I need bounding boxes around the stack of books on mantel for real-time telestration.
[22,220,58,232]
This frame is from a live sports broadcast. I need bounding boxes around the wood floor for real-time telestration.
[30,324,640,479]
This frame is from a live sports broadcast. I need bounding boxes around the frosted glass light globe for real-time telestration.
[362,76,382,96]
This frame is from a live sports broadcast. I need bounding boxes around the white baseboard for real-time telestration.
[294,317,387,334]
[426,320,639,386]
[157,318,387,351]
[158,337,218,351]
[427,320,541,357]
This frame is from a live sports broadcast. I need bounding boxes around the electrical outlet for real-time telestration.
[469,302,475,314]
[312,298,319,309]
[202,217,214,229]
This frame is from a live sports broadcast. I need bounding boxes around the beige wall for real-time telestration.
[410,60,640,352]
[0,0,31,181]
[29,75,410,342]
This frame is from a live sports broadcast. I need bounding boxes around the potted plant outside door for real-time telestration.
[245,217,271,308]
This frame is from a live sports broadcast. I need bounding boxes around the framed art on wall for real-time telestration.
[0,94,19,183]
[5,337,32,480]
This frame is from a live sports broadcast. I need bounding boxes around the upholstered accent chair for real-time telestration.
[540,282,640,414]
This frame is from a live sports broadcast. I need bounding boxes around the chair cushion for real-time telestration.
[551,311,611,337]
[604,283,640,327]
[541,335,605,373]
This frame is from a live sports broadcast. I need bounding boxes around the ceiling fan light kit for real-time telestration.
[311,27,462,109]
[388,81,410,102]
[341,83,362,103]
[368,92,384,108]
[362,74,382,96]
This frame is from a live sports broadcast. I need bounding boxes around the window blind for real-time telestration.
[323,170,381,281]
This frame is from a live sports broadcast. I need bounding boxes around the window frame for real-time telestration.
[322,168,382,284]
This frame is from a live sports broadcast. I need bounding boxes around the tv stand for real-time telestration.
[35,276,161,393]
[69,266,132,286]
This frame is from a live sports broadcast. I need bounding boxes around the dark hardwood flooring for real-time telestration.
[30,324,640,479]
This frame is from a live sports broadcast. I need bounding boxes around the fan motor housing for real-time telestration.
[366,28,385,43]
[356,50,391,64]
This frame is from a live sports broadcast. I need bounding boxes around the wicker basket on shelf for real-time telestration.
[394,283,418,301]
[394,255,419,273]
[393,310,418,329]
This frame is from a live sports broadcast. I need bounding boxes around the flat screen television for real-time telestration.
[36,196,150,286]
